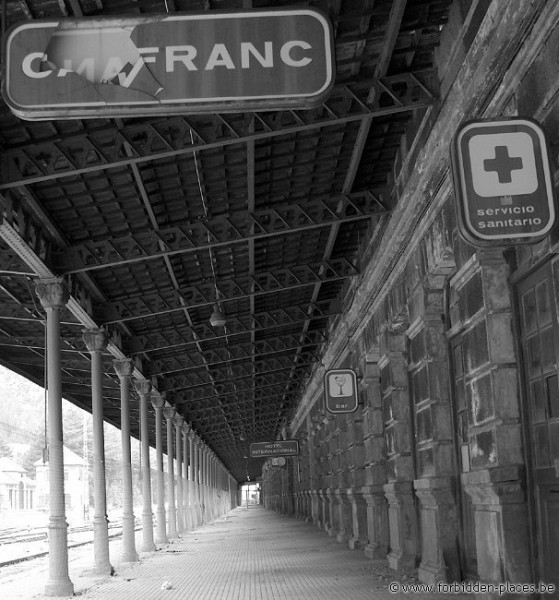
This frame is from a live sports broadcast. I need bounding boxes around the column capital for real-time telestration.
[35,277,70,310]
[182,422,191,435]
[174,414,184,429]
[151,393,165,409]
[163,406,176,421]
[83,327,109,353]
[134,379,152,397]
[113,358,134,379]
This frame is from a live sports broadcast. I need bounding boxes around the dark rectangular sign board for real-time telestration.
[324,368,359,414]
[250,440,299,458]
[2,9,335,120]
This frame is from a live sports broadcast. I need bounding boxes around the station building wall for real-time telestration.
[262,0,559,594]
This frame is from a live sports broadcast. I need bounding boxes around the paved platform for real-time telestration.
[0,506,473,600]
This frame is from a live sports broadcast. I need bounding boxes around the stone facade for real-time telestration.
[262,1,559,596]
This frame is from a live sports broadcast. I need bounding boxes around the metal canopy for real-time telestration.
[0,0,450,482]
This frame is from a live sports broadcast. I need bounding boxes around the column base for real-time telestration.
[155,534,169,545]
[364,544,387,560]
[362,484,389,559]
[334,489,352,544]
[348,537,367,551]
[336,531,351,543]
[82,563,115,578]
[140,540,157,553]
[121,550,140,563]
[418,564,447,585]
[462,466,532,593]
[44,579,74,597]
[384,481,419,571]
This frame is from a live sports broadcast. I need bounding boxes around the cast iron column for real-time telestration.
[189,431,198,527]
[174,414,184,533]
[113,358,139,562]
[164,406,178,537]
[83,328,113,576]
[35,278,74,597]
[182,422,191,531]
[200,444,207,522]
[134,380,156,552]
[151,393,168,545]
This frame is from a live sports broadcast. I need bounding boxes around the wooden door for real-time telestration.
[517,262,559,595]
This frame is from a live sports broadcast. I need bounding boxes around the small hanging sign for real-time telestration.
[250,440,299,457]
[324,368,358,414]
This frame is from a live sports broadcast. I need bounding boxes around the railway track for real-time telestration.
[0,518,137,567]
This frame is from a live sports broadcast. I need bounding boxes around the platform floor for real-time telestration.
[0,506,473,600]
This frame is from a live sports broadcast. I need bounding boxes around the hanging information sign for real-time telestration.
[2,9,335,120]
[451,117,556,246]
[250,440,299,458]
[324,368,358,414]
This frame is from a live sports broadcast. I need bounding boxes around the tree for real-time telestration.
[19,435,45,475]
[0,436,12,458]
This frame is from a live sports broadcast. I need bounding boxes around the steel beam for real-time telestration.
[0,74,434,189]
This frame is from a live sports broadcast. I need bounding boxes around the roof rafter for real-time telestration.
[0,73,434,189]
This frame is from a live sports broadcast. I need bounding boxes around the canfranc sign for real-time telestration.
[2,9,335,120]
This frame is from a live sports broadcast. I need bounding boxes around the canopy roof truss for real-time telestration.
[0,0,451,482]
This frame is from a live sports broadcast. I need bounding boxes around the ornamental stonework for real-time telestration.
[35,277,70,310]
[151,393,166,409]
[113,358,134,380]
[134,380,152,397]
[163,406,176,421]
[83,328,108,353]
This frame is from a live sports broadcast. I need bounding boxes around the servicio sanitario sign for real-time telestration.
[2,9,335,120]
[451,117,556,246]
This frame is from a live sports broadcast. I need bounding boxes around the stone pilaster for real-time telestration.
[346,408,368,550]
[462,467,531,600]
[380,323,419,570]
[384,480,418,570]
[414,477,459,583]
[408,278,459,583]
[306,414,320,525]
[450,250,529,594]
[361,350,389,559]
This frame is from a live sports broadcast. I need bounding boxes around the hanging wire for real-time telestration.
[190,130,221,304]
[190,130,244,442]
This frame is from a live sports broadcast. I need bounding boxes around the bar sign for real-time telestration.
[324,369,358,414]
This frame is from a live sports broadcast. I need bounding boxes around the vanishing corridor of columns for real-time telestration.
[33,278,239,597]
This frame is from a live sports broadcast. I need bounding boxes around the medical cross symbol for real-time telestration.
[452,118,556,245]
[483,145,524,183]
